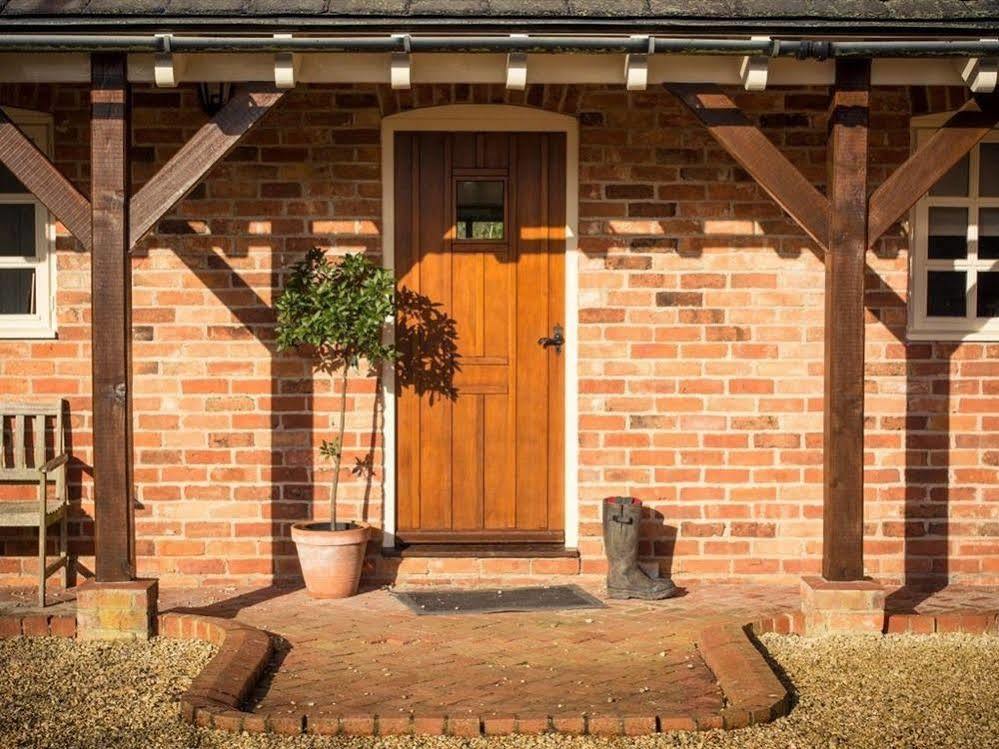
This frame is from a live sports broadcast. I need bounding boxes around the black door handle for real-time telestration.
[538,323,565,354]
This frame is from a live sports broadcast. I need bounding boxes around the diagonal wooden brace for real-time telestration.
[129,84,287,247]
[0,108,92,249]
[666,83,831,248]
[868,94,999,246]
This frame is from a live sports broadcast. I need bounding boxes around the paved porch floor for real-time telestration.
[162,582,804,721]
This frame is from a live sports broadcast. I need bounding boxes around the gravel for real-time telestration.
[2,633,999,749]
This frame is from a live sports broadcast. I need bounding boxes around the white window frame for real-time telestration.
[909,115,999,341]
[0,106,56,340]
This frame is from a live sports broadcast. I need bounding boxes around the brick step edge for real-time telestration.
[158,612,274,732]
[696,616,796,730]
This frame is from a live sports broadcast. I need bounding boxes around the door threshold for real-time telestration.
[384,543,579,559]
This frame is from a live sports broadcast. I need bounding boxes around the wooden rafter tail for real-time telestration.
[0,109,92,249]
[868,94,999,246]
[665,82,830,248]
[128,84,287,248]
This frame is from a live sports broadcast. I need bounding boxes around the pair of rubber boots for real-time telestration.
[602,496,678,600]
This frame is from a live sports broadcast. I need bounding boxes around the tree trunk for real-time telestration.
[330,363,350,529]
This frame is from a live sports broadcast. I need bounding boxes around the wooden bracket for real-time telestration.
[625,36,653,92]
[739,37,771,91]
[0,107,92,249]
[391,35,412,90]
[129,85,287,247]
[506,34,528,90]
[273,33,299,89]
[665,82,830,247]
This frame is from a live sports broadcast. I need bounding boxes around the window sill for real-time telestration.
[907,327,999,342]
[0,325,57,340]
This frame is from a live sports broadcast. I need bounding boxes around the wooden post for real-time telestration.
[823,59,870,582]
[90,53,133,582]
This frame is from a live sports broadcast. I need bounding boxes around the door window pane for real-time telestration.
[0,204,36,257]
[0,268,35,314]
[926,270,967,317]
[0,164,27,194]
[930,154,970,197]
[980,143,999,197]
[456,180,504,240]
[927,207,968,260]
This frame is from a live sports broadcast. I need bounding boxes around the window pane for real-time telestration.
[980,143,999,197]
[930,154,969,196]
[0,268,35,314]
[456,180,504,240]
[977,272,999,317]
[0,204,36,257]
[926,270,967,317]
[928,207,968,260]
[0,164,27,194]
[980,208,999,259]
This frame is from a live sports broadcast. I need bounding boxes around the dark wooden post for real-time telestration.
[823,59,871,581]
[91,53,133,582]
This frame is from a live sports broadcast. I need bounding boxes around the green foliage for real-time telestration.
[276,248,396,369]
[275,249,396,526]
[319,439,340,461]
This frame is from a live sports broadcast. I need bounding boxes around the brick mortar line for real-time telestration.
[1,608,997,736]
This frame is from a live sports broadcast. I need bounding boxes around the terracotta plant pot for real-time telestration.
[291,521,371,599]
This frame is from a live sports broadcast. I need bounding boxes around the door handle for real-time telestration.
[538,323,565,354]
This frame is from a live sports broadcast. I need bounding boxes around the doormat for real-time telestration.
[393,585,605,615]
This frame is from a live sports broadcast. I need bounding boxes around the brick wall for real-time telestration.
[0,81,996,591]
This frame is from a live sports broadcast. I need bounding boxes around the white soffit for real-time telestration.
[0,52,973,87]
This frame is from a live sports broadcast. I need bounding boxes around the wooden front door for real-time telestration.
[394,131,566,544]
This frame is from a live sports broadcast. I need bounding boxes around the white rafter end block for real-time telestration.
[962,55,999,94]
[506,34,529,90]
[390,52,412,89]
[740,36,770,91]
[153,33,183,88]
[273,33,298,89]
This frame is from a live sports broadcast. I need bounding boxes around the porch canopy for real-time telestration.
[2,0,999,585]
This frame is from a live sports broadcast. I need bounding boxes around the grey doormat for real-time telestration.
[393,585,606,615]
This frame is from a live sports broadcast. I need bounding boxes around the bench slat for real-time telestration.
[0,499,65,527]
[12,414,24,469]
[33,414,44,470]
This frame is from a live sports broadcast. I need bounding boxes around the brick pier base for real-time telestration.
[76,579,159,641]
[800,576,885,635]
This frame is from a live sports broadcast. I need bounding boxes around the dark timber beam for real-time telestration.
[868,95,999,245]
[0,109,92,249]
[91,52,133,583]
[823,59,871,582]
[129,85,286,247]
[666,83,831,247]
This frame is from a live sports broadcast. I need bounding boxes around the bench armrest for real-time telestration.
[39,453,69,474]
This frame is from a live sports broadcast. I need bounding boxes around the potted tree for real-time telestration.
[275,248,395,598]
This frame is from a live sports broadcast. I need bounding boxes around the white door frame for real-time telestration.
[379,103,580,550]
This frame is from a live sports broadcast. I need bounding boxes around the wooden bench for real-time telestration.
[0,400,70,607]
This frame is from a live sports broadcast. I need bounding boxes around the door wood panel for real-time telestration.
[395,131,566,544]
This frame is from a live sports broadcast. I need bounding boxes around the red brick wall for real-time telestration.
[0,81,996,591]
